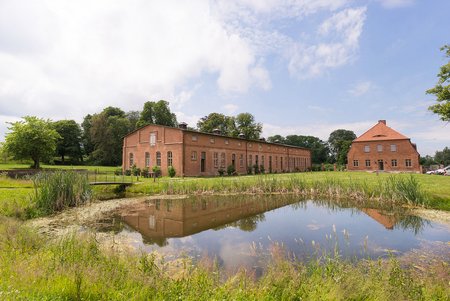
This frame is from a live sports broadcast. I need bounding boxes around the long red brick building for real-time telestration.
[347,120,420,172]
[122,123,311,176]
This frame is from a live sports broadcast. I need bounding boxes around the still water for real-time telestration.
[96,195,449,272]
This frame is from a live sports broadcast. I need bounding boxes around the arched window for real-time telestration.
[156,152,161,166]
[167,151,173,166]
[145,152,150,167]
[129,153,134,167]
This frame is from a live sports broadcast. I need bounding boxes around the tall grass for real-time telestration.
[128,173,428,207]
[0,218,447,300]
[30,170,92,216]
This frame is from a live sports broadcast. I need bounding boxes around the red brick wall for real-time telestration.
[123,125,312,177]
[347,139,420,172]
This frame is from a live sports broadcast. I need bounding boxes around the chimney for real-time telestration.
[178,122,187,130]
[212,128,222,135]
[378,120,386,125]
[238,133,245,139]
[259,137,266,142]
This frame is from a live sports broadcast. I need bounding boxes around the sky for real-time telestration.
[0,0,449,156]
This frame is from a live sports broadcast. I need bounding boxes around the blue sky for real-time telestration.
[0,0,449,155]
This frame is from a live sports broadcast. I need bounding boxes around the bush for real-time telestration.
[152,165,161,177]
[114,168,123,176]
[226,164,236,176]
[253,164,260,174]
[131,165,141,176]
[168,166,176,178]
[124,169,131,176]
[259,164,265,174]
[247,165,253,175]
[141,167,149,178]
[218,168,225,176]
[30,170,92,216]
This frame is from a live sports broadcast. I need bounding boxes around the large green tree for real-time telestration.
[81,114,94,157]
[328,129,356,164]
[136,100,177,128]
[235,113,262,140]
[268,134,330,164]
[4,116,60,168]
[126,111,140,132]
[53,120,83,164]
[434,146,450,166]
[427,45,450,121]
[197,113,237,136]
[90,107,130,166]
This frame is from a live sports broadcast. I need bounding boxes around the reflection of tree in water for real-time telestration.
[142,236,169,247]
[395,215,429,235]
[95,214,125,234]
[213,214,266,232]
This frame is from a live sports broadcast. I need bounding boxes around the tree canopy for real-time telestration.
[197,113,237,136]
[427,45,450,121]
[235,113,262,140]
[53,120,83,164]
[136,100,177,128]
[4,116,60,168]
[328,129,356,164]
[268,134,330,164]
[434,146,450,166]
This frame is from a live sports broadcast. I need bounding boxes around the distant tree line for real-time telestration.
[12,99,449,169]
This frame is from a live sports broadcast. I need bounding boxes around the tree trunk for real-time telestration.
[33,159,40,169]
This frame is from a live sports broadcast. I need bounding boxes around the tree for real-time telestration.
[267,134,329,164]
[126,110,140,132]
[136,100,177,128]
[427,45,450,121]
[4,116,60,168]
[53,120,83,164]
[197,113,236,135]
[81,114,94,157]
[434,146,450,166]
[328,129,356,164]
[235,113,262,140]
[90,107,130,166]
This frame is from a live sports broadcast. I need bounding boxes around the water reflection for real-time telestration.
[95,195,448,272]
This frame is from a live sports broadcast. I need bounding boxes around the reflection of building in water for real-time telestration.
[120,197,297,242]
[361,208,398,229]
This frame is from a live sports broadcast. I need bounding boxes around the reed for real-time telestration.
[30,170,92,216]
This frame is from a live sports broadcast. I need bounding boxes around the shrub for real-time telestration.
[218,168,225,176]
[259,164,265,174]
[226,164,236,176]
[141,167,149,178]
[114,168,123,176]
[152,165,161,177]
[253,164,260,174]
[247,165,253,175]
[124,169,131,176]
[30,170,92,216]
[131,165,141,176]
[168,166,176,178]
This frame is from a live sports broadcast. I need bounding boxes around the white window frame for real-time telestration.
[150,132,156,146]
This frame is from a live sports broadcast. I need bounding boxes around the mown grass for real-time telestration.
[0,217,447,300]
[0,163,119,172]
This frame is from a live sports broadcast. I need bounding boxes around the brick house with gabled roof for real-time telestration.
[122,123,311,177]
[347,120,421,172]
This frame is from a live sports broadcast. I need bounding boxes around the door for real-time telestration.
[378,159,384,171]
[201,152,206,172]
[231,154,236,168]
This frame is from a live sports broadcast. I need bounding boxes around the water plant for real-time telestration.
[30,170,92,216]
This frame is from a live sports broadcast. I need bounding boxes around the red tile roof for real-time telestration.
[354,120,409,142]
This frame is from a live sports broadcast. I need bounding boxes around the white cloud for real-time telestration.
[348,81,374,96]
[378,0,415,9]
[288,7,366,78]
[222,104,239,114]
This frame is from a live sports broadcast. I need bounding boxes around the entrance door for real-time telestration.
[378,160,384,171]
[201,152,206,172]
[231,154,236,168]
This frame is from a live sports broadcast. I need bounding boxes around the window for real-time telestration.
[156,152,161,166]
[214,152,219,168]
[364,145,370,153]
[145,152,150,167]
[220,152,226,168]
[377,144,383,152]
[261,155,265,167]
[391,159,397,167]
[365,159,370,167]
[390,144,397,152]
[149,215,155,230]
[405,159,412,167]
[353,160,359,167]
[280,157,283,170]
[248,154,252,167]
[201,152,206,172]
[239,154,244,167]
[150,132,156,146]
[210,138,215,144]
[275,156,278,169]
[129,153,134,167]
[167,151,173,166]
[191,151,197,161]
[192,135,198,142]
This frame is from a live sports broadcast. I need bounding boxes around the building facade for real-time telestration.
[347,120,420,172]
[122,124,311,176]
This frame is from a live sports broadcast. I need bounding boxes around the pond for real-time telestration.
[94,195,449,273]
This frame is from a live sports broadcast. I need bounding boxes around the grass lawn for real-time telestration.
[0,163,119,172]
